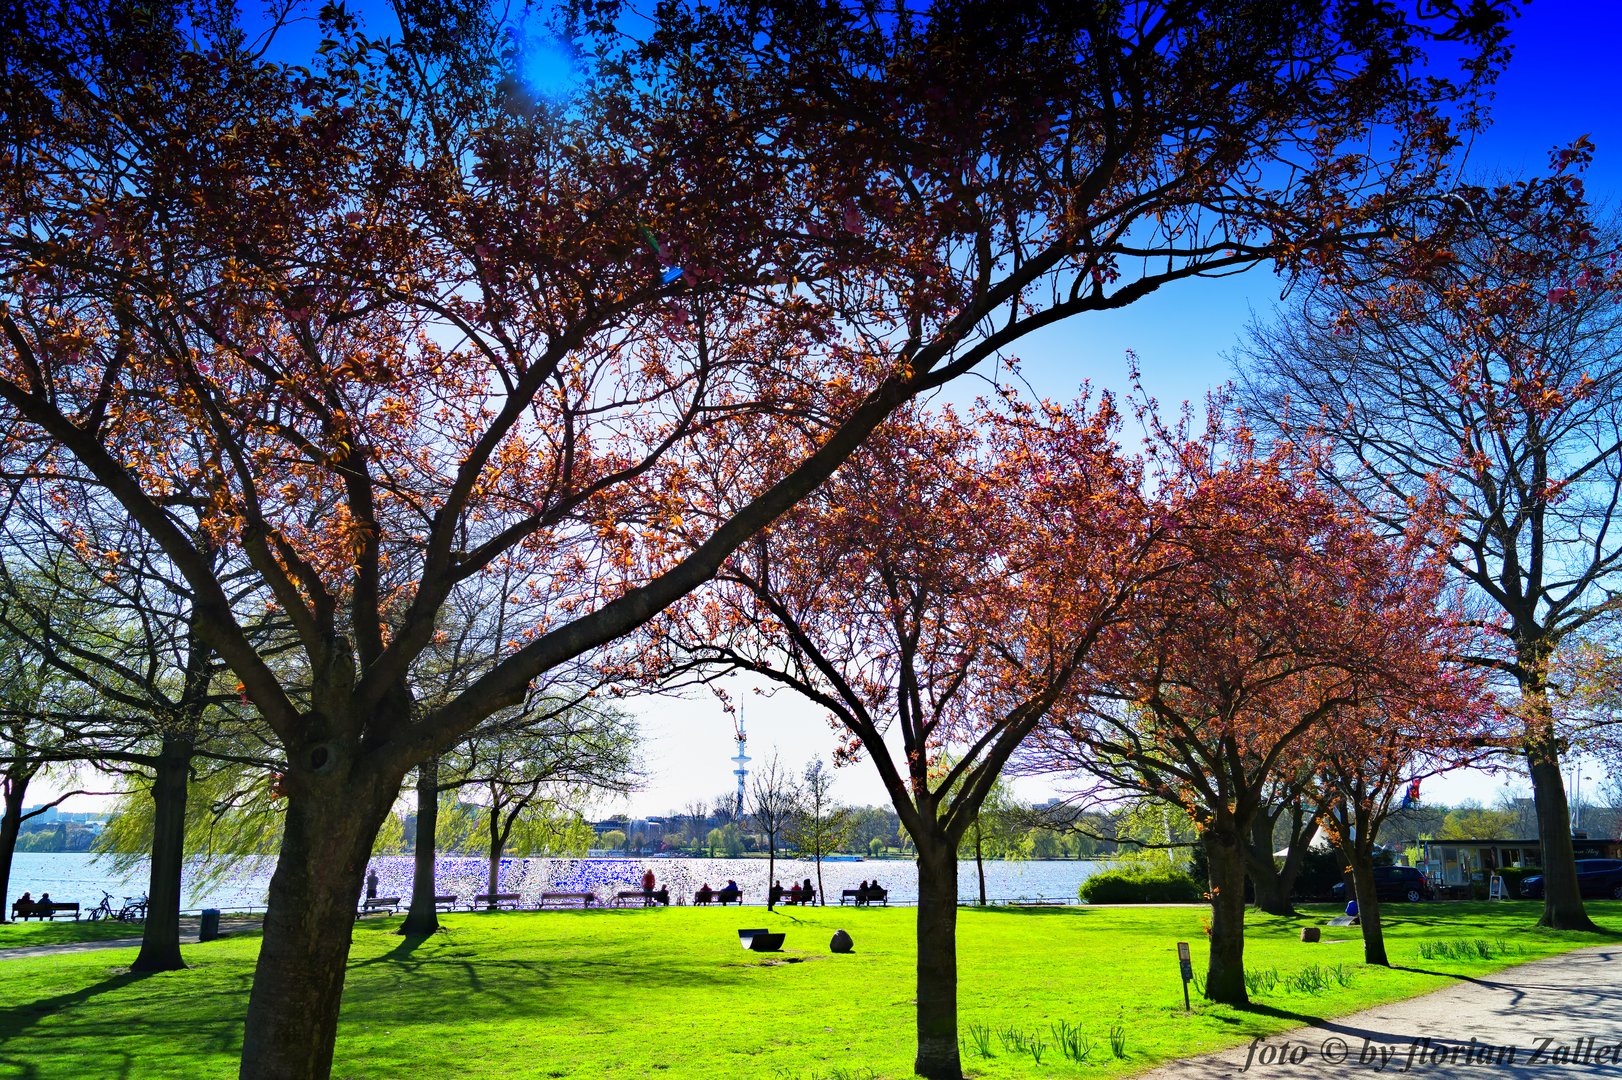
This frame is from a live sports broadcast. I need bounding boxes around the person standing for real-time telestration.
[365,868,379,901]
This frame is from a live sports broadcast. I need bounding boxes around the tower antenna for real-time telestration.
[731,707,750,819]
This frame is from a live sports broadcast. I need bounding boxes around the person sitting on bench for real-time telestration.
[785,881,801,904]
[653,886,669,906]
[695,883,714,905]
[716,880,741,904]
[770,880,784,906]
[802,878,815,904]
[864,879,882,903]
[14,891,35,916]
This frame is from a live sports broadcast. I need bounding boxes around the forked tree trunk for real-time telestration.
[400,758,440,936]
[238,769,399,1080]
[1246,814,1290,916]
[1204,831,1249,1006]
[914,840,962,1079]
[1346,846,1388,966]
[132,732,194,971]
[0,770,28,921]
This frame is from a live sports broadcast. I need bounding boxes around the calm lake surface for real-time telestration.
[12,852,1109,911]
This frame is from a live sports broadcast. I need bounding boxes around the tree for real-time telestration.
[955,774,1021,906]
[1034,429,1469,1005]
[786,760,851,906]
[443,699,637,909]
[1235,166,1622,931]
[653,396,1166,1075]
[0,1,1508,1074]
[1312,693,1492,966]
[1246,777,1321,916]
[747,754,800,910]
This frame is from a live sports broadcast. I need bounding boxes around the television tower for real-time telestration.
[731,710,750,818]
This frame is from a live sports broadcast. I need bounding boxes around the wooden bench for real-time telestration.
[474,893,525,910]
[613,890,670,907]
[10,900,80,921]
[538,892,594,909]
[357,897,401,917]
[776,890,815,906]
[694,890,744,906]
[840,888,887,906]
[433,894,459,911]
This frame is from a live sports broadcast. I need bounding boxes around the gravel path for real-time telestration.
[0,915,261,960]
[1134,944,1622,1079]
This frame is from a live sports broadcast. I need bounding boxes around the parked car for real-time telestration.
[1519,859,1622,900]
[1331,865,1434,903]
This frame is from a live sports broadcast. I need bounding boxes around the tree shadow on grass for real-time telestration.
[0,968,155,1047]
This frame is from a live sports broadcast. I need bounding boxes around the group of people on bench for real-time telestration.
[694,880,742,905]
[769,879,816,906]
[11,891,61,918]
[851,879,886,904]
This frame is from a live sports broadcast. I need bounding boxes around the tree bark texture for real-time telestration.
[0,770,27,921]
[238,768,398,1080]
[131,732,194,971]
[914,841,963,1079]
[1527,742,1597,930]
[400,758,440,937]
[974,822,987,907]
[1347,846,1389,967]
[1204,831,1250,1006]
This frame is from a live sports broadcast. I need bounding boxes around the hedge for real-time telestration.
[1079,867,1203,904]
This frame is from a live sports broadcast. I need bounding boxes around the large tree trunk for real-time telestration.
[1204,829,1250,1006]
[238,769,398,1080]
[1527,742,1596,930]
[486,815,502,910]
[399,758,440,936]
[1247,806,1314,916]
[132,732,194,971]
[0,769,28,922]
[1520,651,1597,931]
[1246,814,1290,916]
[1346,845,1388,967]
[914,839,962,1079]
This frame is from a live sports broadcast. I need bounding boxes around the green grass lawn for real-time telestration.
[0,901,1616,1079]
[0,918,150,948]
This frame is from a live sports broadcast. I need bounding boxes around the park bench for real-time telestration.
[474,893,526,910]
[433,894,459,911]
[538,892,594,908]
[694,889,744,906]
[357,897,401,917]
[840,888,887,906]
[10,900,80,921]
[613,890,670,907]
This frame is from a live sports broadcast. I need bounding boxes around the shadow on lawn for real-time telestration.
[0,968,155,1047]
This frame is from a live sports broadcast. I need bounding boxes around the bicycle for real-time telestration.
[88,891,116,921]
[117,894,148,922]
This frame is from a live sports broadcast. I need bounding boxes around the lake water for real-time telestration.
[10,852,1109,911]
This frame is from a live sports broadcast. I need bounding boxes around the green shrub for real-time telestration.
[1079,867,1202,904]
[1494,867,1536,897]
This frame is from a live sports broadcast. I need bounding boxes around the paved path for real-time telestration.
[0,916,261,960]
[1136,945,1622,1079]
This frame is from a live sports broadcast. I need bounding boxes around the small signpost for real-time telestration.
[1176,941,1193,1012]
